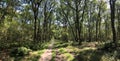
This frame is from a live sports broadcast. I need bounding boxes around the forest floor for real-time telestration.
[0,40,120,61]
[38,49,52,61]
[38,39,65,61]
[38,39,54,61]
[38,40,98,61]
[37,40,120,61]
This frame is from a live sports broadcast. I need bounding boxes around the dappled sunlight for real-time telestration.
[80,47,97,51]
[0,39,120,61]
[38,49,52,61]
[0,0,120,61]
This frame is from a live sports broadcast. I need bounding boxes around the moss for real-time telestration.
[63,53,74,61]
[10,47,32,57]
[58,48,67,54]
[50,50,56,61]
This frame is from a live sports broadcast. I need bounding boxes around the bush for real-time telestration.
[100,42,116,52]
[58,48,67,54]
[64,53,74,61]
[29,42,48,50]
[10,47,32,57]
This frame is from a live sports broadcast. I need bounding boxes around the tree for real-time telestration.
[109,0,117,45]
[116,2,120,40]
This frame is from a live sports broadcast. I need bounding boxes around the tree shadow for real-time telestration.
[53,42,69,49]
[73,49,104,61]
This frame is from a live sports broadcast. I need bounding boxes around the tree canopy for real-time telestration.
[0,0,120,61]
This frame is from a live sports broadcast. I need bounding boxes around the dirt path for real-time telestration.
[38,39,54,61]
[54,50,64,61]
[38,39,65,61]
[38,49,52,61]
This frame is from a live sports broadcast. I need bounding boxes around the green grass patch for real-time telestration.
[63,53,74,61]
[50,50,56,61]
[10,47,32,57]
[9,49,45,61]
[58,48,67,54]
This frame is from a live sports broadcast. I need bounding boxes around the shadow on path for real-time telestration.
[38,39,54,61]
[38,49,52,61]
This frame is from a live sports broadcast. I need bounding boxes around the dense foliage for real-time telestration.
[0,0,120,61]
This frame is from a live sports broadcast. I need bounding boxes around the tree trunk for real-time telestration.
[110,0,117,45]
[117,8,120,40]
[34,15,37,41]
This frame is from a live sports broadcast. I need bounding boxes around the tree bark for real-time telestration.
[110,0,117,45]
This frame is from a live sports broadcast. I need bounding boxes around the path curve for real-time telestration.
[39,39,54,61]
[38,49,52,61]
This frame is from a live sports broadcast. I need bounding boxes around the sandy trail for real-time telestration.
[38,39,64,61]
[38,39,54,61]
[38,49,52,61]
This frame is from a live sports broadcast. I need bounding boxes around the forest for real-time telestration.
[0,0,120,61]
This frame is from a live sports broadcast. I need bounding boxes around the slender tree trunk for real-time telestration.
[96,19,98,41]
[80,0,87,42]
[34,15,37,41]
[75,1,81,44]
[117,8,120,40]
[98,7,101,41]
[105,17,108,41]
[110,0,117,45]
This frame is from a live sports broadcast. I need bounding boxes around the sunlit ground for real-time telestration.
[0,40,120,61]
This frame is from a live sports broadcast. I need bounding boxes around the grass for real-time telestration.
[58,48,67,54]
[63,53,74,61]
[52,41,120,61]
[12,49,45,61]
[50,50,56,61]
[0,48,45,61]
[1,40,120,61]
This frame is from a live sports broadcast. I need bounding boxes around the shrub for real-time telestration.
[64,53,74,61]
[10,47,32,57]
[100,42,116,52]
[58,48,67,54]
